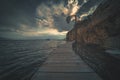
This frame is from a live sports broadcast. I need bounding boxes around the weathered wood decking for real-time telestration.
[31,42,102,80]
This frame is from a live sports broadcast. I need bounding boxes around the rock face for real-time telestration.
[66,0,120,49]
[66,0,120,80]
[72,43,120,80]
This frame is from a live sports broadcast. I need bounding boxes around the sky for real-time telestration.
[0,0,103,40]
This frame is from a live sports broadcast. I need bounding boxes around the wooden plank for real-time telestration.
[31,42,102,80]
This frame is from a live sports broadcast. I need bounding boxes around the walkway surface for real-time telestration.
[31,42,102,80]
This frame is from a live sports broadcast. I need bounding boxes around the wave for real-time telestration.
[0,40,65,80]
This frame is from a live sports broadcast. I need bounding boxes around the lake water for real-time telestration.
[0,40,65,80]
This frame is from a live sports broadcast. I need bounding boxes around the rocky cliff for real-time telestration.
[66,0,120,80]
[66,0,120,49]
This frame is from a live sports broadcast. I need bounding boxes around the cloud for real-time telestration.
[69,0,89,16]
[67,0,79,15]
[66,0,104,22]
[34,1,73,36]
[79,5,97,20]
[20,29,68,37]
[0,1,71,39]
[66,0,89,21]
[0,0,104,39]
[14,28,67,39]
[19,23,68,36]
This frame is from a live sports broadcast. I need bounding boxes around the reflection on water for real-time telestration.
[0,40,64,80]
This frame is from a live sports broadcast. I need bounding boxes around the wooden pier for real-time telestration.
[31,42,102,80]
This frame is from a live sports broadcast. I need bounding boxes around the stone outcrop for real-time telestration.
[66,0,120,80]
[66,0,120,49]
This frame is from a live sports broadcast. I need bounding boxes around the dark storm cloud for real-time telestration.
[0,0,104,39]
[0,0,68,32]
[53,15,73,31]
[77,0,103,15]
[0,0,44,31]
